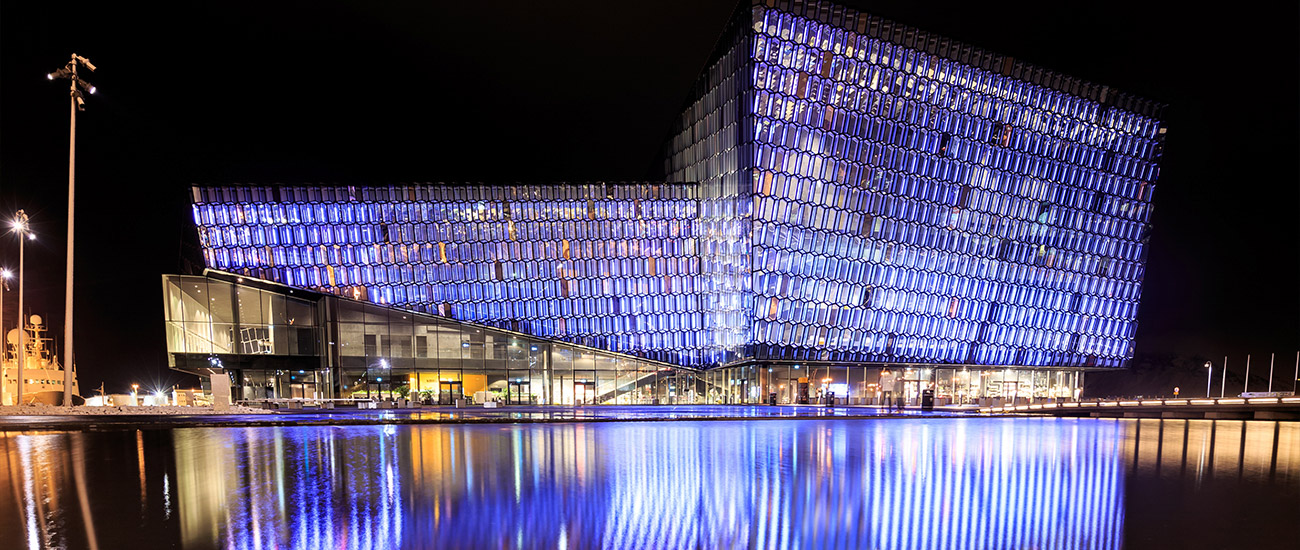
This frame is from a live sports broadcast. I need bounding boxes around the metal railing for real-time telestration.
[980,395,1300,414]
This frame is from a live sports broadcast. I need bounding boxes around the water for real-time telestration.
[2,417,1297,549]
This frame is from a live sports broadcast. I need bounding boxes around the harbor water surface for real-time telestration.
[2,416,1297,549]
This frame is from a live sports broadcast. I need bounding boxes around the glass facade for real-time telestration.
[163,273,700,404]
[191,183,711,367]
[182,0,1166,402]
[736,2,1164,370]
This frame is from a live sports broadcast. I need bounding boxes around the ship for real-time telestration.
[0,314,81,406]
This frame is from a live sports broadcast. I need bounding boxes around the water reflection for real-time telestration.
[2,419,1297,549]
[174,419,1130,549]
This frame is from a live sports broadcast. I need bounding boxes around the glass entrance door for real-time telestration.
[573,371,597,405]
[439,380,463,405]
[506,370,531,405]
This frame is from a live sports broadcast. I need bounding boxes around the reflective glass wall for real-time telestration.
[162,274,324,400]
[739,1,1164,369]
[164,273,700,405]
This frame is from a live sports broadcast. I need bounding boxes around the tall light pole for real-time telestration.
[1268,353,1275,393]
[0,269,9,405]
[1220,355,1227,398]
[1203,361,1212,398]
[47,54,96,406]
[12,211,32,404]
[1244,354,1251,394]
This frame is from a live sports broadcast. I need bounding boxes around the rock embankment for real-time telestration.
[0,404,273,416]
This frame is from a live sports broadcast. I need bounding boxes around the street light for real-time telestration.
[0,269,9,405]
[47,53,97,406]
[11,211,30,405]
[1204,361,1213,398]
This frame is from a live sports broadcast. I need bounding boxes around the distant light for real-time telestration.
[88,86,96,94]
[28,234,35,241]
[1,270,10,279]
[530,346,538,351]
[461,342,470,348]
[376,377,382,382]
[46,73,53,80]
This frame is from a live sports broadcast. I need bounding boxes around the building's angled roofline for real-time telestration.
[751,0,1166,119]
[188,181,700,189]
[189,181,702,204]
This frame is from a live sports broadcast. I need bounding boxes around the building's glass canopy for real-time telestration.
[183,0,1166,380]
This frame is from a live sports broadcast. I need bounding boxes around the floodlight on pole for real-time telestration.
[11,211,30,405]
[1203,361,1212,398]
[47,53,96,406]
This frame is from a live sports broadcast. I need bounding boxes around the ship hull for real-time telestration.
[30,390,83,406]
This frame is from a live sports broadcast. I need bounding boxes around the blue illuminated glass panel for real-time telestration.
[194,183,710,367]
[735,2,1164,368]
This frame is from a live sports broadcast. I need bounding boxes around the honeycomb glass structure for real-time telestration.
[664,0,1165,374]
[182,0,1166,405]
[191,183,711,368]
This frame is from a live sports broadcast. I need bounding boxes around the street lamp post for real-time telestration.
[12,211,31,405]
[0,269,9,405]
[1221,355,1227,398]
[1204,360,1213,399]
[1268,353,1275,393]
[47,54,97,406]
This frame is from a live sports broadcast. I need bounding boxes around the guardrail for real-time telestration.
[981,396,1300,415]
[238,397,385,410]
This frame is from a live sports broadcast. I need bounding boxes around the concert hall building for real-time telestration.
[162,0,1166,406]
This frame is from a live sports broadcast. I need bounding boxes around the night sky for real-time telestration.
[1,1,1296,393]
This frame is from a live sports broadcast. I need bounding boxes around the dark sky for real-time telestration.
[1,1,1297,393]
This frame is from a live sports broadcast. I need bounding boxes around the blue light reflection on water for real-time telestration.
[173,418,1124,549]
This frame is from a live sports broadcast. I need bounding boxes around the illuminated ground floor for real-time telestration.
[164,271,1089,406]
[698,363,1083,406]
[206,362,1083,407]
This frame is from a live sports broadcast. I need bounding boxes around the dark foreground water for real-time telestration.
[2,417,1297,549]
